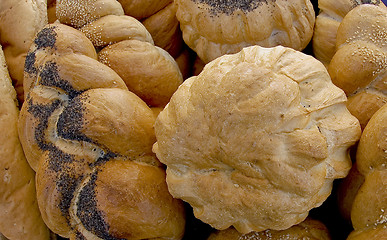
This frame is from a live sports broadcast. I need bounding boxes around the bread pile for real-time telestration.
[0,0,386,239]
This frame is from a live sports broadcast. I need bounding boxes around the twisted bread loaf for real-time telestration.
[328,4,387,129]
[0,45,50,240]
[55,0,183,108]
[0,0,48,104]
[312,0,385,67]
[18,23,185,239]
[174,0,315,63]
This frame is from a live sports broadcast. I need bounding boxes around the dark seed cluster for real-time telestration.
[192,0,273,15]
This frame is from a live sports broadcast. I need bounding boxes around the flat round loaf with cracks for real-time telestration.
[175,0,315,63]
[153,45,361,233]
[18,23,185,240]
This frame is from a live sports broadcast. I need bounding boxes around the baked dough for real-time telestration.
[312,0,385,67]
[56,0,183,107]
[18,23,185,240]
[0,45,50,240]
[328,4,387,129]
[175,0,315,63]
[153,45,361,233]
[0,0,47,103]
[207,218,331,240]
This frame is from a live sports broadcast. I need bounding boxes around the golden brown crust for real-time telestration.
[312,0,386,67]
[175,0,315,63]
[153,45,361,233]
[328,4,387,129]
[19,23,185,239]
[208,218,331,240]
[118,0,172,20]
[348,103,387,234]
[0,45,50,240]
[142,2,184,58]
[98,39,183,107]
[0,0,48,104]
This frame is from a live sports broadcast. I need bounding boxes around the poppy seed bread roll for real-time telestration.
[153,45,361,233]
[18,23,186,240]
[175,0,315,63]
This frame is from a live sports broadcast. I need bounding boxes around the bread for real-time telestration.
[56,0,183,107]
[312,0,385,67]
[18,23,185,240]
[207,218,331,240]
[0,45,50,240]
[346,223,387,240]
[328,4,387,129]
[153,45,361,233]
[175,0,315,63]
[349,103,387,234]
[118,0,172,20]
[0,0,48,104]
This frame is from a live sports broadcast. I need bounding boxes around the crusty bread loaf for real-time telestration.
[18,23,185,240]
[56,0,183,107]
[175,0,315,63]
[328,4,387,129]
[312,0,385,67]
[153,45,361,233]
[207,218,331,240]
[118,0,172,20]
[0,45,50,240]
[0,0,48,104]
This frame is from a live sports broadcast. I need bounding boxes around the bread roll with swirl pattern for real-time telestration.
[18,23,185,240]
[153,45,361,233]
[174,0,315,63]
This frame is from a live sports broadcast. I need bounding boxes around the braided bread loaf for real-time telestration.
[55,0,183,108]
[328,4,387,129]
[312,0,385,67]
[0,0,48,104]
[18,22,185,239]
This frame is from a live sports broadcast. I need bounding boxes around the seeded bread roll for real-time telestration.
[18,23,185,240]
[0,45,50,240]
[0,0,48,103]
[175,0,315,63]
[328,4,387,129]
[56,0,183,107]
[153,45,361,233]
[207,218,331,240]
[312,0,385,67]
